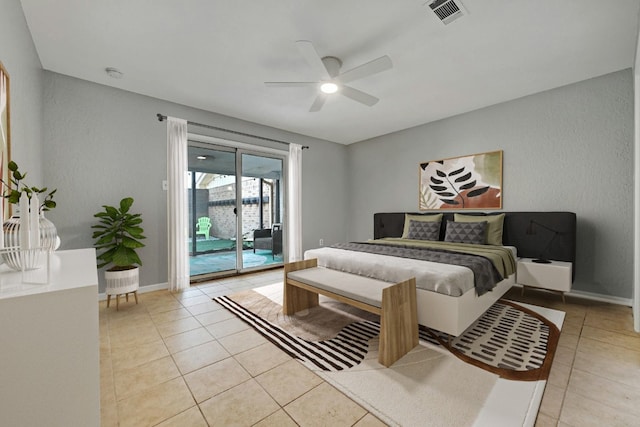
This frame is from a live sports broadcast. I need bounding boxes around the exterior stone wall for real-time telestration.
[204,179,275,239]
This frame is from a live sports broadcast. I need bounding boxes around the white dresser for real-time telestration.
[0,249,100,427]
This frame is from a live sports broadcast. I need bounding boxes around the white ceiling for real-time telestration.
[20,0,640,145]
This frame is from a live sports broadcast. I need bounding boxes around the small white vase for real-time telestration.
[2,212,60,271]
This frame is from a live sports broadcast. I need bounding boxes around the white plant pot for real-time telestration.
[105,266,139,296]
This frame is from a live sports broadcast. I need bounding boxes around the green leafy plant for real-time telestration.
[92,197,146,269]
[1,160,57,212]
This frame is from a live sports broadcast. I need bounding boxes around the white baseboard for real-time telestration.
[566,289,632,307]
[98,282,168,301]
[513,284,632,307]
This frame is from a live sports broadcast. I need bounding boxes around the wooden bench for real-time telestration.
[284,259,418,367]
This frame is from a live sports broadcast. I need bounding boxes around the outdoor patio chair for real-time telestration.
[196,217,211,240]
[253,227,283,259]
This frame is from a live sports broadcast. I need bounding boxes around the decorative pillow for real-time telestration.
[401,213,443,238]
[444,220,488,245]
[406,220,441,241]
[454,213,505,246]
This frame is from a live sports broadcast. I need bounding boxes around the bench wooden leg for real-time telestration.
[379,278,418,367]
[283,283,319,315]
[283,259,320,315]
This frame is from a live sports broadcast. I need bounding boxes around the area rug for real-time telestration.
[214,284,564,427]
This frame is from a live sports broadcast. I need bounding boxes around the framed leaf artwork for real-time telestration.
[419,150,502,210]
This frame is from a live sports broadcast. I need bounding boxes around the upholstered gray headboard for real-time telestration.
[373,211,577,280]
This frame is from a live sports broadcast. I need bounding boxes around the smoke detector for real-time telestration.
[426,0,467,25]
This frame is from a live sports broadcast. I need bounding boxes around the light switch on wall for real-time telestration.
[162,180,168,191]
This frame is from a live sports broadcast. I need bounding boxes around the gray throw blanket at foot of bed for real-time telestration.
[331,242,503,295]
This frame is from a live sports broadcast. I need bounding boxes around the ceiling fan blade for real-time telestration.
[309,93,327,112]
[264,82,318,87]
[340,85,379,107]
[336,55,392,84]
[295,40,331,80]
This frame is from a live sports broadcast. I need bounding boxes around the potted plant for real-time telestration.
[1,160,57,211]
[0,160,59,270]
[92,197,145,307]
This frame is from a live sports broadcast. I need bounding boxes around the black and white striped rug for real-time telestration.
[214,295,559,380]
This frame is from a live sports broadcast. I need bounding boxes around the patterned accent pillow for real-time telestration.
[444,221,488,245]
[454,213,505,246]
[406,220,441,241]
[401,213,443,238]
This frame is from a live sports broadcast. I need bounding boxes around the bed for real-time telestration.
[304,211,576,336]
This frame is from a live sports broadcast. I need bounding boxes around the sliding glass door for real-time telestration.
[240,153,284,268]
[187,142,285,279]
[188,145,237,277]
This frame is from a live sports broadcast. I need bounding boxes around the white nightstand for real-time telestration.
[517,257,572,302]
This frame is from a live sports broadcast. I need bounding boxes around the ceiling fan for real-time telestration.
[265,40,393,112]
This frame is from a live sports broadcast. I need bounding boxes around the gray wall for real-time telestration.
[347,69,634,299]
[42,72,348,292]
[0,0,44,181]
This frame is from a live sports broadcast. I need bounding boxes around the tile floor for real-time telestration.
[100,270,639,426]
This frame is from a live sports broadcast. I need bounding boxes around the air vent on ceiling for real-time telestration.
[427,0,467,25]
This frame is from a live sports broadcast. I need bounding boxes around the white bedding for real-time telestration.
[304,246,517,297]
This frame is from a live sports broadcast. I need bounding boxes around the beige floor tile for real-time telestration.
[539,383,565,419]
[156,316,202,338]
[559,320,582,336]
[205,316,250,338]
[149,307,193,324]
[353,413,389,427]
[581,325,640,352]
[114,356,181,401]
[573,343,640,388]
[218,328,268,355]
[173,340,231,374]
[186,300,224,316]
[145,299,185,314]
[534,412,558,427]
[234,342,292,376]
[111,339,169,372]
[172,288,206,300]
[100,389,119,427]
[107,310,152,330]
[253,409,299,427]
[586,303,632,318]
[567,369,640,417]
[560,390,639,427]
[180,294,216,307]
[155,406,208,427]
[109,323,162,349]
[163,327,214,354]
[584,311,636,337]
[117,377,195,427]
[255,359,323,406]
[199,379,280,426]
[200,286,232,297]
[547,359,572,388]
[557,332,579,350]
[97,270,639,427]
[184,357,252,403]
[285,382,367,427]
[552,344,576,367]
[195,307,235,326]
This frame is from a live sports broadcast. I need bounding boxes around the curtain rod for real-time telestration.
[156,114,309,149]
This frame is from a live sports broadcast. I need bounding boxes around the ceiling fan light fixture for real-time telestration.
[320,82,338,94]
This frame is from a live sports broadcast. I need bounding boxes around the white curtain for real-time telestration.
[287,143,303,261]
[166,117,189,291]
